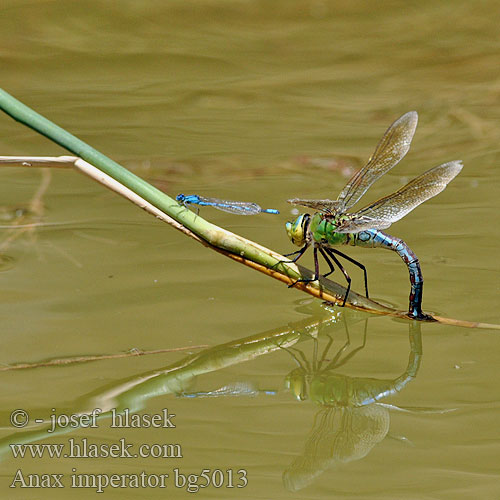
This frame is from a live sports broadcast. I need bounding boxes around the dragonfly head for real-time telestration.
[286,213,311,247]
[284,367,309,401]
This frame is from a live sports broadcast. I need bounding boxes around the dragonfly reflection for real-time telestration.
[282,319,423,492]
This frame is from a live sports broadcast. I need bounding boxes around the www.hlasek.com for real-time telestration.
[8,407,248,493]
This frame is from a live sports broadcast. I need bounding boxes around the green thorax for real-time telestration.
[309,212,349,246]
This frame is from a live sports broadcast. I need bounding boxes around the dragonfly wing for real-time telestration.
[288,198,339,212]
[336,161,463,233]
[213,201,262,215]
[336,111,419,211]
[197,196,262,215]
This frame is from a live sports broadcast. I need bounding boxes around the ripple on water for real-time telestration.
[0,254,16,272]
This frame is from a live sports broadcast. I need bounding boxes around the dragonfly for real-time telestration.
[284,111,463,320]
[176,193,279,215]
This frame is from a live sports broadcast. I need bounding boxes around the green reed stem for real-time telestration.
[0,87,278,266]
[0,87,398,317]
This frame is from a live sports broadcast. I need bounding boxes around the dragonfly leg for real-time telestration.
[323,248,351,306]
[329,317,368,370]
[280,345,311,373]
[324,333,350,371]
[282,244,309,263]
[288,246,320,288]
[328,248,369,298]
[317,247,336,278]
[271,244,309,274]
[317,334,335,371]
[178,200,200,216]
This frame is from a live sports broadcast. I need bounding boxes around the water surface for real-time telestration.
[0,1,499,498]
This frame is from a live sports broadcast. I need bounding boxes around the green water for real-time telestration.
[0,1,499,498]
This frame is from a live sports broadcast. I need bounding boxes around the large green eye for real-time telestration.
[286,214,310,247]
